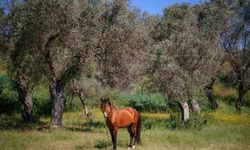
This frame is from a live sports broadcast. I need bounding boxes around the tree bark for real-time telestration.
[79,92,90,118]
[205,79,218,110]
[235,81,246,112]
[179,101,190,123]
[191,99,201,113]
[50,80,65,127]
[16,81,33,122]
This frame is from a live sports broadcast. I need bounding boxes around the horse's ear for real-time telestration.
[104,96,110,102]
[106,97,110,102]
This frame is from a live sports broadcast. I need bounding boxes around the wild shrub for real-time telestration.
[184,112,208,129]
[164,112,208,130]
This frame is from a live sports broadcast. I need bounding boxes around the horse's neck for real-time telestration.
[108,106,119,118]
[110,106,117,113]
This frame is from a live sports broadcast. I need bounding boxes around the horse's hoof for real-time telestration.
[128,145,136,149]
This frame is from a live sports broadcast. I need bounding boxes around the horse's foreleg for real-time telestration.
[110,128,118,150]
[127,125,134,148]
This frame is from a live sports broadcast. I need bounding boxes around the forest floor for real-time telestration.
[0,108,250,150]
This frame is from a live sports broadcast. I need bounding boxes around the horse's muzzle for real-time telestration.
[103,112,108,118]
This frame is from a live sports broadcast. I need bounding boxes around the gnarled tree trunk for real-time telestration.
[16,80,33,122]
[72,83,90,118]
[179,101,190,123]
[205,78,218,110]
[79,92,90,118]
[50,80,65,127]
[191,99,200,113]
[235,81,246,112]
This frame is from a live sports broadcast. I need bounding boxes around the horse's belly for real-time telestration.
[118,122,132,128]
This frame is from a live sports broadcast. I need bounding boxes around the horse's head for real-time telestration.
[101,97,112,118]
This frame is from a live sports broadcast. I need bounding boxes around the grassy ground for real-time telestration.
[0,108,250,150]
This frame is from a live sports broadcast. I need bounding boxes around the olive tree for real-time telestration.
[222,0,250,112]
[4,1,38,121]
[148,2,228,122]
[65,0,150,119]
[196,0,231,110]
[38,0,101,127]
[10,0,100,126]
[7,0,45,122]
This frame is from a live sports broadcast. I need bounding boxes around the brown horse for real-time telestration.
[101,97,142,150]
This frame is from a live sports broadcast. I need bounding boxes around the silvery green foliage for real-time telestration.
[68,60,102,99]
[72,76,101,98]
[10,0,100,84]
[95,0,150,89]
[9,0,150,92]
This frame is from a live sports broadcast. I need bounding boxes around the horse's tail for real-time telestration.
[136,112,142,143]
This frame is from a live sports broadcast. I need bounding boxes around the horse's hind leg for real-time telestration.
[131,122,138,148]
[127,125,134,148]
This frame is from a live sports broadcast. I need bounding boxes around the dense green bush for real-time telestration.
[0,76,19,113]
[244,91,250,107]
[224,95,237,105]
[141,114,180,130]
[121,93,167,112]
[32,96,51,119]
[142,118,178,130]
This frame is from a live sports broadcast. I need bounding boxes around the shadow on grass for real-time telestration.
[0,120,49,131]
[83,120,105,128]
[94,140,111,149]
[75,144,85,150]
[66,126,93,132]
[66,120,105,133]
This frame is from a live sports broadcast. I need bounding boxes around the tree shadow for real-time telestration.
[82,120,105,128]
[0,114,48,130]
[0,112,106,133]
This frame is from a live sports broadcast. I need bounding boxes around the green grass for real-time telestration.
[0,108,250,150]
